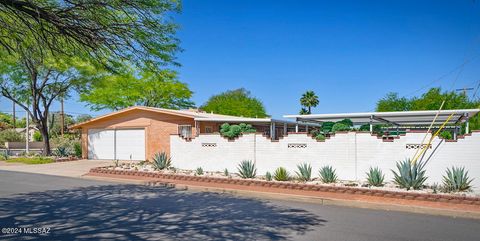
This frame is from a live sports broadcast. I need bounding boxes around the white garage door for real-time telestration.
[88,129,115,160]
[88,129,145,161]
[115,129,145,161]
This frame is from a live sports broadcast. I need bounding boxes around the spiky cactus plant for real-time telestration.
[319,165,338,183]
[195,167,204,176]
[442,166,473,192]
[273,167,290,181]
[152,152,172,170]
[295,163,312,182]
[237,160,257,179]
[366,167,385,187]
[265,172,272,181]
[392,159,427,190]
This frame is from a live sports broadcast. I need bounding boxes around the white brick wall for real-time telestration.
[170,132,480,189]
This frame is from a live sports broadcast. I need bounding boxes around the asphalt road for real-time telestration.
[0,170,479,241]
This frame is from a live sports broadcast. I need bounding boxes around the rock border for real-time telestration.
[89,167,480,206]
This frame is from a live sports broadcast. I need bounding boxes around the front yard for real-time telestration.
[4,157,54,165]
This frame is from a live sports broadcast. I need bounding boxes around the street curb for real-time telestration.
[86,171,480,219]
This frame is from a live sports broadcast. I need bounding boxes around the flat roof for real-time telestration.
[284,109,480,126]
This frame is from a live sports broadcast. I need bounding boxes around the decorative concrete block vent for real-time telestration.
[405,144,432,149]
[201,143,217,147]
[288,143,307,148]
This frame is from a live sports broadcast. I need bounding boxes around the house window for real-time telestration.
[178,125,192,138]
[205,126,213,133]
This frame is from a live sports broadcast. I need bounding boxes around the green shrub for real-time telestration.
[442,166,473,192]
[265,171,272,181]
[439,131,452,140]
[331,123,350,133]
[295,163,312,182]
[220,123,256,138]
[337,118,353,127]
[392,159,427,190]
[152,152,172,170]
[224,168,229,176]
[0,130,25,147]
[195,167,204,176]
[321,122,335,133]
[33,131,43,141]
[366,167,385,187]
[273,167,290,181]
[73,142,82,157]
[237,160,256,178]
[315,134,325,141]
[319,165,338,183]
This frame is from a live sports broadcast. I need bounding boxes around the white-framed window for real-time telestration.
[178,125,192,138]
[205,126,213,133]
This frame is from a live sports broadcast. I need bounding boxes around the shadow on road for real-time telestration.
[0,184,325,240]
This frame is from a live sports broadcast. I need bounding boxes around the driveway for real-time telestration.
[0,159,111,178]
[0,170,479,241]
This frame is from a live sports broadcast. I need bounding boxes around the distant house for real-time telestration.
[70,106,306,161]
[14,126,38,141]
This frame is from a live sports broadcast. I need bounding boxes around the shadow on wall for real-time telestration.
[0,185,325,240]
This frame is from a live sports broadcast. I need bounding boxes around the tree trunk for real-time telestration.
[37,119,51,156]
[308,106,311,114]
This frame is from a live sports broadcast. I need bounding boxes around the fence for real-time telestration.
[171,131,480,189]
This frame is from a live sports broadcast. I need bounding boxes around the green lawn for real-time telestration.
[6,157,54,164]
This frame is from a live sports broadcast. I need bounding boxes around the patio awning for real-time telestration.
[283,109,480,126]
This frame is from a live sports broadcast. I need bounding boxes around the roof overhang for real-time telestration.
[283,109,480,126]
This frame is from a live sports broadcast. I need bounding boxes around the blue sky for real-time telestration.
[1,0,480,119]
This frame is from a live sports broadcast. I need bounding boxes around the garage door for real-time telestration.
[88,129,145,161]
[88,129,115,160]
[115,129,145,161]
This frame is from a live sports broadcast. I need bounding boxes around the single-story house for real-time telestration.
[70,106,311,161]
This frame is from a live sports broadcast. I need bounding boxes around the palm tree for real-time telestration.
[300,91,319,114]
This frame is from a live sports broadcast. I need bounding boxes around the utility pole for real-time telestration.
[455,87,474,96]
[60,98,65,136]
[26,109,29,154]
[12,101,15,128]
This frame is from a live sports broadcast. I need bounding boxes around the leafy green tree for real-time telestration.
[0,112,26,129]
[0,0,180,70]
[201,88,268,118]
[376,93,411,112]
[75,114,93,124]
[375,87,480,131]
[81,69,194,111]
[0,53,103,155]
[300,90,319,114]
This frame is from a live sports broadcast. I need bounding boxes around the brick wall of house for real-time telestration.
[80,109,196,159]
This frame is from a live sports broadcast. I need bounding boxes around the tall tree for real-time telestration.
[0,53,102,154]
[0,0,181,154]
[375,87,480,131]
[80,69,194,111]
[0,0,181,69]
[200,88,268,118]
[300,90,319,114]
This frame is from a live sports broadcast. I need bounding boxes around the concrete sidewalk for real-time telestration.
[0,159,111,178]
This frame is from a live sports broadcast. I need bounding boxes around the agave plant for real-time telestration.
[237,160,257,179]
[0,151,8,160]
[295,163,312,182]
[195,167,204,176]
[152,152,172,170]
[442,166,473,192]
[392,159,427,190]
[366,167,384,187]
[265,171,272,181]
[54,146,70,157]
[319,165,337,183]
[273,167,290,181]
